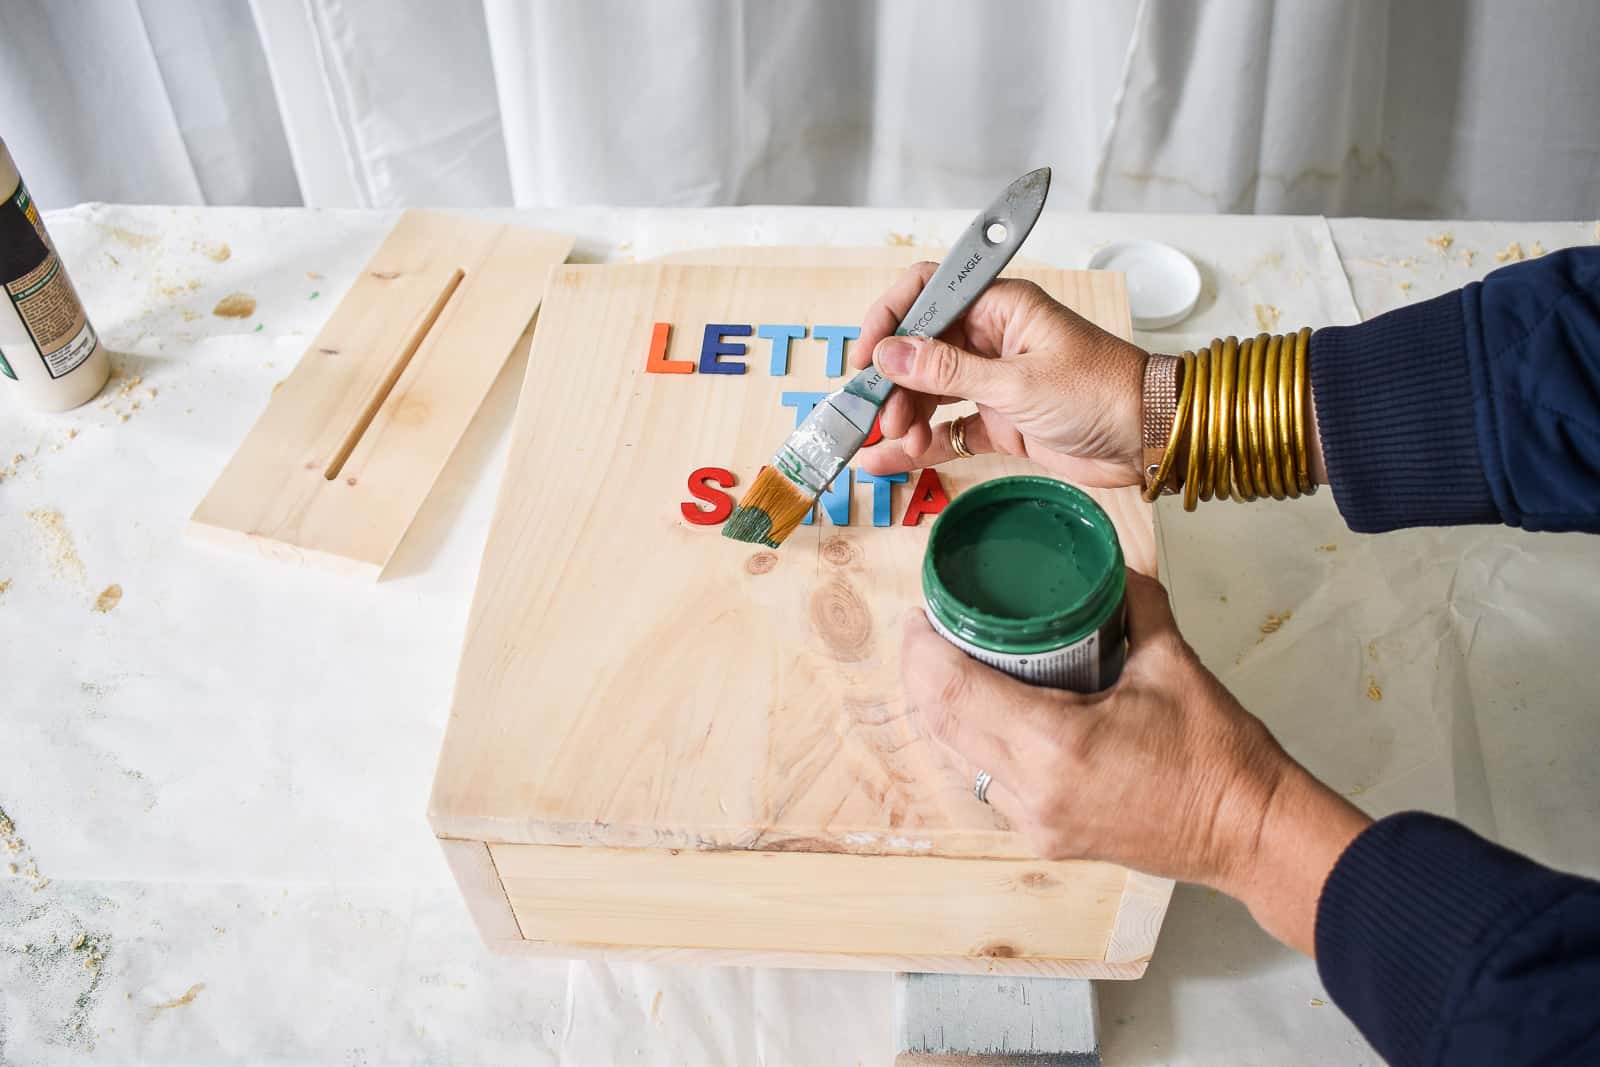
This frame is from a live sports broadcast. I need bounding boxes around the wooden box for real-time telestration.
[429,260,1171,977]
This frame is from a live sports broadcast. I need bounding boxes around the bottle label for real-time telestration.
[0,179,98,380]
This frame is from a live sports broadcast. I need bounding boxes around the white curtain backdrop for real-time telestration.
[2,0,1597,219]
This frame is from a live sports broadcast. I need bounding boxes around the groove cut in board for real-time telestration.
[189,210,574,578]
[324,267,465,481]
[431,256,1172,975]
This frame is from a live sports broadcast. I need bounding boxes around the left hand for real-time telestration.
[903,569,1371,955]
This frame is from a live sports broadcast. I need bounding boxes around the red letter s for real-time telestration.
[682,467,735,524]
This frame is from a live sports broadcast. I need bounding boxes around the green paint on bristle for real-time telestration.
[722,505,778,547]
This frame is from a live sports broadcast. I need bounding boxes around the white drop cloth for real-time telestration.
[1,204,1597,1065]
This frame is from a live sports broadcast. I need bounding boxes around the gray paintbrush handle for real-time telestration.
[843,167,1051,409]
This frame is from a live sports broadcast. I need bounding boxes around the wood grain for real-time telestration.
[431,264,1150,855]
[438,838,523,944]
[482,938,1148,980]
[1104,870,1175,965]
[431,257,1168,975]
[657,246,1051,270]
[492,843,1124,962]
[189,210,574,578]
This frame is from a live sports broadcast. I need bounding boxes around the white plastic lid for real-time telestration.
[1087,240,1201,330]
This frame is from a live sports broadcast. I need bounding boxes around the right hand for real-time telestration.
[850,261,1151,488]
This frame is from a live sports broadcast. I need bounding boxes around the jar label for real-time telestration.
[925,607,1101,692]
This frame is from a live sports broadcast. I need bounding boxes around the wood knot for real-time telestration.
[1017,871,1058,890]
[317,347,339,355]
[745,551,778,575]
[370,270,401,280]
[392,395,430,426]
[978,941,1018,958]
[345,477,358,486]
[821,536,856,565]
[809,580,873,662]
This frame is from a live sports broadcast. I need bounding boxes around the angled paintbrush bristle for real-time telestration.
[722,467,816,548]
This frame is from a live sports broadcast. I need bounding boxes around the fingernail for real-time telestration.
[875,338,915,376]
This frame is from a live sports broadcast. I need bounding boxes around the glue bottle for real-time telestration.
[0,137,111,411]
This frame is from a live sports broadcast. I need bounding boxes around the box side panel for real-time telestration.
[490,843,1126,966]
[484,934,1149,980]
[1105,870,1175,965]
[439,837,523,944]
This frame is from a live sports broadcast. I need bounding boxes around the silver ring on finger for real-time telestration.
[974,769,993,805]
[949,415,976,460]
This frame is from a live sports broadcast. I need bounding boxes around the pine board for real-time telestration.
[431,258,1170,975]
[492,845,1125,960]
[189,210,574,577]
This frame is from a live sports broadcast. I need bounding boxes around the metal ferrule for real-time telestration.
[773,393,871,494]
[765,168,1051,501]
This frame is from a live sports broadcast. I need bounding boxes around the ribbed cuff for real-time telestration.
[1315,813,1577,1067]
[1311,291,1500,532]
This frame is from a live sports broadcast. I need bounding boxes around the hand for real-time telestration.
[851,261,1151,488]
[903,569,1372,955]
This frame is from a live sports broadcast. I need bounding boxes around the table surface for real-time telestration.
[3,204,1597,1066]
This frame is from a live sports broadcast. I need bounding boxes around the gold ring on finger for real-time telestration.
[949,416,976,460]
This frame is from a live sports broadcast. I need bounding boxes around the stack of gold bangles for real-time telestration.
[1143,328,1317,509]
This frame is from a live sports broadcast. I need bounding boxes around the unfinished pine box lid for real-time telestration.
[429,253,1172,978]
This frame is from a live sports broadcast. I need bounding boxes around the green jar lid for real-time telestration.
[922,476,1125,655]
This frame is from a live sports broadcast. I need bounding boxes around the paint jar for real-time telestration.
[0,137,111,412]
[922,476,1126,692]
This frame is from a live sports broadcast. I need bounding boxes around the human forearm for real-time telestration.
[1311,248,1600,533]
[1317,813,1600,1066]
[1309,289,1497,532]
[1214,760,1368,955]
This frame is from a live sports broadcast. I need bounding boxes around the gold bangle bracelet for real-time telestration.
[1165,327,1314,511]
[1232,335,1256,500]
[1184,346,1210,511]
[1247,333,1269,498]
[1214,336,1236,501]
[1144,352,1195,503]
[1203,347,1209,505]
[1202,338,1223,501]
[1276,333,1297,496]
[1293,327,1313,494]
[1261,332,1285,500]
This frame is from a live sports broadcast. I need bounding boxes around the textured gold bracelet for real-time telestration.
[1143,352,1195,503]
[1141,354,1182,496]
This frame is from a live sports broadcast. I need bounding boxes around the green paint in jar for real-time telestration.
[922,476,1126,692]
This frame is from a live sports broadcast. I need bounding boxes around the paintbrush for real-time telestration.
[722,167,1052,548]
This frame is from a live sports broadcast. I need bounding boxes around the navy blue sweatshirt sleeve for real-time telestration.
[1316,813,1600,1065]
[1311,247,1600,532]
